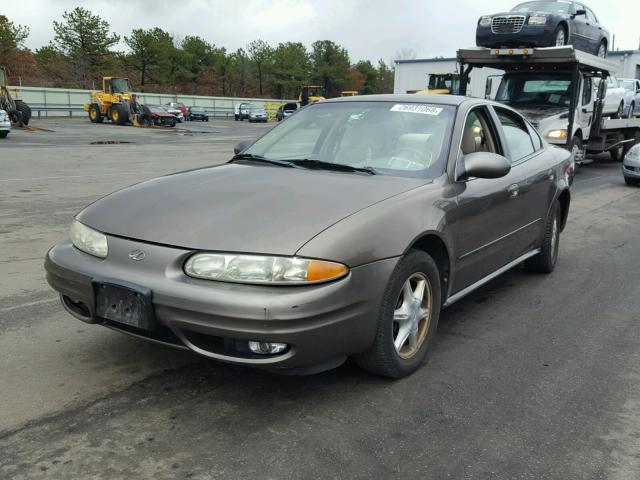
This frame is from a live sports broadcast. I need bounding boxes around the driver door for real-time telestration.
[449,107,524,293]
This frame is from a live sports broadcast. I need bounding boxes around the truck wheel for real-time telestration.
[609,143,625,162]
[570,136,585,166]
[354,250,441,378]
[14,100,31,126]
[110,104,128,125]
[553,26,567,46]
[89,104,103,123]
[526,202,560,274]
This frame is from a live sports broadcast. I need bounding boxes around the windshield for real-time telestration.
[622,81,635,91]
[306,87,324,97]
[511,1,571,13]
[496,74,572,107]
[244,101,455,178]
[174,103,185,108]
[111,78,130,93]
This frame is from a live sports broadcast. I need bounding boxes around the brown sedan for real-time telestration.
[45,95,572,378]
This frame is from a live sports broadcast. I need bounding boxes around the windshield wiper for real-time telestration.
[229,153,299,169]
[284,158,377,175]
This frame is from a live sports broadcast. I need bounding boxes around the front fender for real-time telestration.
[295,177,457,268]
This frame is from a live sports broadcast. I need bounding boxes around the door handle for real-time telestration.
[507,184,519,198]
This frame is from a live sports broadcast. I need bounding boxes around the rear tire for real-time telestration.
[0,131,8,138]
[354,250,441,378]
[14,100,31,126]
[525,202,561,274]
[613,102,624,119]
[596,40,607,58]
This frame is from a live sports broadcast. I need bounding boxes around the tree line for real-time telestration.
[0,8,394,99]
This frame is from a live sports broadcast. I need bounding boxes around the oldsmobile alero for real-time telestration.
[45,94,572,378]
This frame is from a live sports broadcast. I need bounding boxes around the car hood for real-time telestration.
[77,163,428,255]
[511,105,569,124]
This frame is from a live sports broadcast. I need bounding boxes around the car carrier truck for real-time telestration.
[457,46,640,165]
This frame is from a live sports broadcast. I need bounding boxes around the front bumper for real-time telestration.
[476,25,555,48]
[623,162,640,178]
[45,236,397,371]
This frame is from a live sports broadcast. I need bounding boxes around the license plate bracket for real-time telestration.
[93,280,154,330]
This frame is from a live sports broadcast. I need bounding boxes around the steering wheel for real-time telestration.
[387,147,433,170]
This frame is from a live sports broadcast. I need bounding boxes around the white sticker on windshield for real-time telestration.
[390,104,443,115]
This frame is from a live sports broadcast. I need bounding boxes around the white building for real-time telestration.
[394,49,640,96]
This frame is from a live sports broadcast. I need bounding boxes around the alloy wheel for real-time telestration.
[598,43,607,58]
[392,273,432,359]
[555,30,566,46]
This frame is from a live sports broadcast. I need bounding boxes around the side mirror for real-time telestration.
[234,139,254,155]
[460,152,511,180]
[574,9,586,16]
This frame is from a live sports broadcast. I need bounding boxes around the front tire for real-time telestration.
[624,176,639,186]
[355,250,441,378]
[553,25,567,46]
[609,142,625,162]
[89,104,103,123]
[14,100,31,126]
[526,202,561,274]
[613,102,624,119]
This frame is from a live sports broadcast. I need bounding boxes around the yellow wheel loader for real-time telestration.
[0,66,31,126]
[416,73,461,95]
[341,91,359,97]
[298,85,326,106]
[84,77,151,127]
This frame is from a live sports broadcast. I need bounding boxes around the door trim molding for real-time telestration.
[444,248,541,307]
[458,218,541,260]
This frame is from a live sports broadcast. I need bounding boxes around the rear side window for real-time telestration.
[495,108,535,162]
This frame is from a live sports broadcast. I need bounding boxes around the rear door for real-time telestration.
[571,3,590,50]
[450,106,526,293]
[584,6,603,51]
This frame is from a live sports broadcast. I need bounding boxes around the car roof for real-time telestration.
[322,94,471,106]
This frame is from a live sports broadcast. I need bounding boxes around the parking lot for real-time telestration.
[1,118,639,479]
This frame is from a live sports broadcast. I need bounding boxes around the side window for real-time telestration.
[495,108,535,162]
[582,77,592,105]
[586,7,598,23]
[460,108,499,156]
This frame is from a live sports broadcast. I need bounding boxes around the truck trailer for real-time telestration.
[457,46,640,165]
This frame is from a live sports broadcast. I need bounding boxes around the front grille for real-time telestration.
[491,16,526,34]
[625,165,639,172]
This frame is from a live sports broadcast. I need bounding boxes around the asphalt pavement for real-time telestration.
[0,118,639,480]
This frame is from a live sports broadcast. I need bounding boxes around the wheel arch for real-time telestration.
[557,189,570,231]
[406,233,451,300]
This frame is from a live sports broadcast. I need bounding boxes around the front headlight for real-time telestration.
[547,129,568,139]
[479,16,492,27]
[184,253,349,285]
[70,220,108,258]
[528,14,547,25]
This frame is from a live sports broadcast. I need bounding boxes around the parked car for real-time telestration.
[164,105,184,122]
[248,107,268,123]
[476,1,610,57]
[594,75,626,118]
[621,78,640,118]
[276,102,298,121]
[147,105,177,127]
[623,143,640,186]
[235,102,254,121]
[45,95,571,378]
[188,106,209,122]
[0,109,10,138]
[167,102,188,120]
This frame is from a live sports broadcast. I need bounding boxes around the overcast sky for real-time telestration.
[10,0,640,63]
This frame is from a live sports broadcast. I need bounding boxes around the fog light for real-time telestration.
[248,341,287,355]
